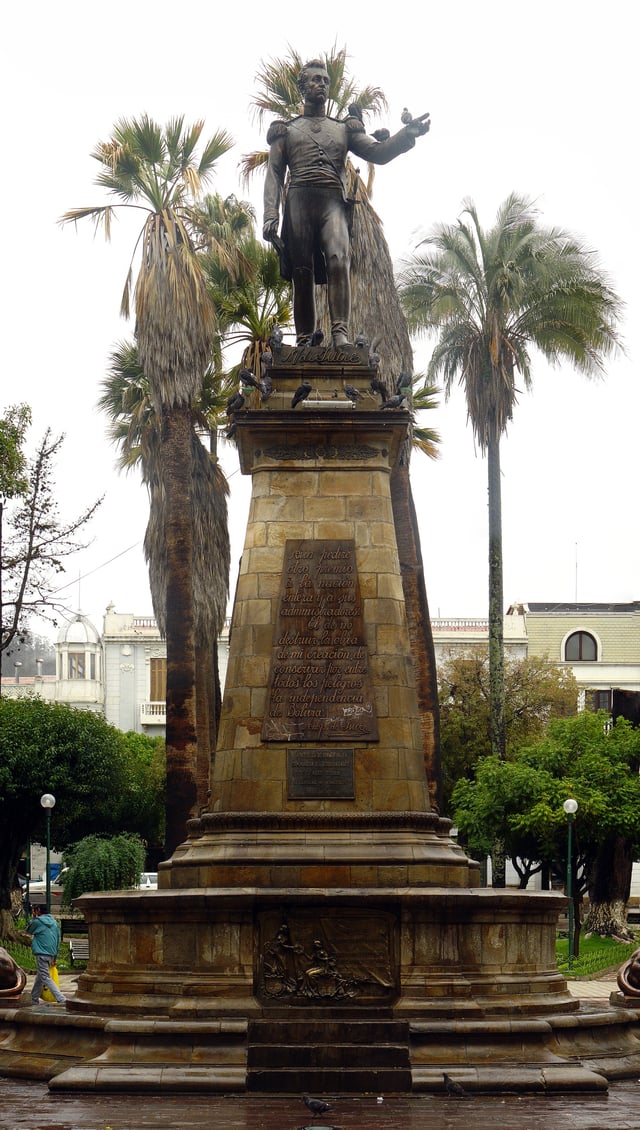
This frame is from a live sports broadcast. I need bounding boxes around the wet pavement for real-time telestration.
[1,1079,640,1130]
[2,973,640,1129]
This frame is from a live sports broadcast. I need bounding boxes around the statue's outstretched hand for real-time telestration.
[405,112,430,137]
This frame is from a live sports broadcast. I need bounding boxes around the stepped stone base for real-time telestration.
[4,999,640,1094]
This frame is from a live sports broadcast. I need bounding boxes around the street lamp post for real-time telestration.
[563,798,579,969]
[40,793,56,913]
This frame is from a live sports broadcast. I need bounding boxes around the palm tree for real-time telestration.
[242,48,443,809]
[399,193,623,794]
[62,115,233,854]
[204,234,293,375]
[98,341,231,810]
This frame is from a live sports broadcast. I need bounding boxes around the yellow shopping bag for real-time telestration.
[41,961,60,1002]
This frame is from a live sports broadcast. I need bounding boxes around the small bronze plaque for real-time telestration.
[262,539,378,742]
[288,747,355,799]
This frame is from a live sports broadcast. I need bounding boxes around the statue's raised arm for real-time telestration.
[262,58,429,349]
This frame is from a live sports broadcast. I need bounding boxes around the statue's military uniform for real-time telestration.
[264,114,417,344]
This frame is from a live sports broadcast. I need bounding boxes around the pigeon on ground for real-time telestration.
[401,107,413,125]
[344,384,362,402]
[443,1072,472,1098]
[303,1094,332,1115]
[379,393,406,410]
[226,391,245,416]
[291,381,312,409]
[372,128,390,142]
[347,102,363,122]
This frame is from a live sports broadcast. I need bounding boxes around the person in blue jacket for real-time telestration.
[25,904,66,1005]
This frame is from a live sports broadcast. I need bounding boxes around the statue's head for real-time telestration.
[298,59,330,101]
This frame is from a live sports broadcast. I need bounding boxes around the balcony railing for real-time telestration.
[140,701,166,725]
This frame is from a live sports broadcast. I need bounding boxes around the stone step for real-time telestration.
[248,1019,409,1043]
[247,1066,413,1093]
[248,1041,409,1070]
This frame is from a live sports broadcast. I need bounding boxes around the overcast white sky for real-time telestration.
[2,0,637,639]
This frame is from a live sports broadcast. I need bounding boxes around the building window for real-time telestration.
[565,631,597,662]
[150,658,166,702]
[68,652,85,679]
[592,690,611,711]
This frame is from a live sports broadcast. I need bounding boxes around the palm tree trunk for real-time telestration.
[162,405,198,855]
[487,435,507,887]
[487,435,506,761]
[390,460,442,812]
[195,642,213,814]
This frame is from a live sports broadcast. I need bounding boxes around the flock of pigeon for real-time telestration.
[225,327,414,428]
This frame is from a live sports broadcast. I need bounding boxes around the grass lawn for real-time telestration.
[556,931,638,978]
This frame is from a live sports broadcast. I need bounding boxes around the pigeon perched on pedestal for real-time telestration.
[379,393,406,410]
[226,391,245,416]
[269,323,284,351]
[303,1094,332,1116]
[344,384,362,402]
[238,368,262,394]
[291,381,312,409]
[396,370,413,395]
[401,107,413,125]
[369,375,388,402]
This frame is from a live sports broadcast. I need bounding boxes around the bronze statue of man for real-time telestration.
[263,59,430,348]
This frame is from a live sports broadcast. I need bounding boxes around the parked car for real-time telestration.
[137,872,158,889]
[20,869,158,910]
[19,871,66,910]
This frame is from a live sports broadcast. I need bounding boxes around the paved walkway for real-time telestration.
[1,1077,640,1129]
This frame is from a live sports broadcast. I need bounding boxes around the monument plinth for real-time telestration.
[165,353,477,892]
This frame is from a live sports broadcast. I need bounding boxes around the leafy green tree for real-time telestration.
[1,429,101,659]
[452,712,640,939]
[62,833,146,904]
[0,404,31,499]
[0,698,139,938]
[439,651,578,812]
[62,116,233,854]
[399,195,623,785]
[117,731,165,856]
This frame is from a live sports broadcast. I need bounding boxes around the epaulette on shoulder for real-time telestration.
[345,117,366,134]
[266,120,289,144]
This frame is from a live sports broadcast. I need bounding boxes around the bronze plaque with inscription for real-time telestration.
[287,748,355,799]
[262,539,378,742]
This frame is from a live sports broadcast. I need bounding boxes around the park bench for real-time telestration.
[61,918,89,965]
